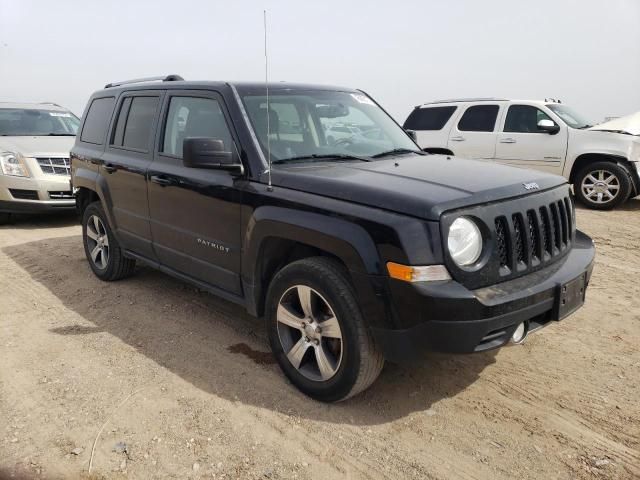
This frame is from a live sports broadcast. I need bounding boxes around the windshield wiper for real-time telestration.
[371,148,425,158]
[578,125,593,129]
[272,153,371,164]
[44,133,76,136]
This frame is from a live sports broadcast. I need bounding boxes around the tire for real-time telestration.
[265,257,384,402]
[82,202,136,281]
[0,213,10,225]
[574,161,631,210]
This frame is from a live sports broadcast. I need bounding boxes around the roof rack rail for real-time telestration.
[104,74,184,89]
[426,97,508,105]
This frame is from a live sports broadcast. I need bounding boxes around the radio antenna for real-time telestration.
[264,10,273,191]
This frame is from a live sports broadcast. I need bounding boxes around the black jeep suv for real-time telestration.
[71,75,595,402]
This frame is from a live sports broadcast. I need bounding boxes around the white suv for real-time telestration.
[0,102,79,223]
[404,98,640,210]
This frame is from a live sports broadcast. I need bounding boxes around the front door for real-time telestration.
[147,90,243,295]
[494,104,567,174]
[446,104,502,160]
[101,91,163,259]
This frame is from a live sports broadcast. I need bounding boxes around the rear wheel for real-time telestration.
[266,257,384,402]
[82,202,136,281]
[574,161,631,210]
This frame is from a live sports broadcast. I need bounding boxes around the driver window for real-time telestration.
[504,105,553,133]
[162,96,233,158]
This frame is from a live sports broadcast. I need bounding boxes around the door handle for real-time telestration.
[500,138,516,144]
[150,174,174,187]
[450,136,465,142]
[103,163,117,173]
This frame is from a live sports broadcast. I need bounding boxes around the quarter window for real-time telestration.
[504,105,553,133]
[404,106,457,131]
[80,97,115,144]
[162,97,234,158]
[457,105,499,132]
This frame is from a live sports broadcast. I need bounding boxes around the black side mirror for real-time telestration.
[183,137,244,174]
[405,129,418,142]
[537,119,560,135]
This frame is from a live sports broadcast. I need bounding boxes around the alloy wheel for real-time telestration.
[276,285,343,381]
[581,169,621,204]
[86,215,110,269]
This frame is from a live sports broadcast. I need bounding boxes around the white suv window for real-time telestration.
[457,105,499,132]
[504,105,553,133]
[404,106,457,131]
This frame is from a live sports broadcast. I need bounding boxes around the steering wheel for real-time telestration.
[333,136,355,147]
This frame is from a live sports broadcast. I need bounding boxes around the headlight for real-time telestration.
[448,217,482,266]
[0,152,30,177]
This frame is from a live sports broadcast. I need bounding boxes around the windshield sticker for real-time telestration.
[49,112,72,117]
[350,94,375,105]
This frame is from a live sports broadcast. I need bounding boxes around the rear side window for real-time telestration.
[404,106,457,131]
[457,105,499,132]
[80,97,115,144]
[111,96,159,151]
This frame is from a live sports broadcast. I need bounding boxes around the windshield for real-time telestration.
[0,108,80,136]
[546,104,592,129]
[240,89,418,163]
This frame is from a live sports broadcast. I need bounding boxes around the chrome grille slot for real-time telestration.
[550,203,561,251]
[48,191,74,200]
[512,214,526,265]
[527,210,539,260]
[557,200,568,246]
[495,217,509,268]
[37,157,70,176]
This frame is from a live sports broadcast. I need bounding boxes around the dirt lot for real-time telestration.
[1,200,639,480]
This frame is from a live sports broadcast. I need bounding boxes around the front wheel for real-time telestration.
[0,213,10,225]
[574,161,631,210]
[266,257,384,402]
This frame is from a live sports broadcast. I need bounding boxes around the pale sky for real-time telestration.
[1,0,639,123]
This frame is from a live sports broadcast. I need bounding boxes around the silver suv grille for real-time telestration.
[37,157,70,176]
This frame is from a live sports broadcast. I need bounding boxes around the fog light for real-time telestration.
[511,322,528,344]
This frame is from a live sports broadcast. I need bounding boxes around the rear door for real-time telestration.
[101,90,163,259]
[495,104,567,174]
[147,90,243,295]
[447,104,502,159]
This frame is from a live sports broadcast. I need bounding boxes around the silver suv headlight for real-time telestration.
[448,217,482,266]
[0,152,30,177]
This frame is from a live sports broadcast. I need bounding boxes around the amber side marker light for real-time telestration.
[386,262,452,282]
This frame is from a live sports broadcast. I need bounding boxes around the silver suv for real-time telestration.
[0,102,79,223]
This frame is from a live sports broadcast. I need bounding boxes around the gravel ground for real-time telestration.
[0,199,638,480]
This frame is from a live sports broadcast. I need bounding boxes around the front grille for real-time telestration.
[9,189,39,200]
[48,191,74,200]
[498,196,573,274]
[37,157,70,176]
[443,187,576,289]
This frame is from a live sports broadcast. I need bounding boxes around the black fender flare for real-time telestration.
[242,206,388,324]
[73,167,118,234]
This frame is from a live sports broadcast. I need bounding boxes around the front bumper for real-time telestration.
[371,231,595,362]
[0,173,74,214]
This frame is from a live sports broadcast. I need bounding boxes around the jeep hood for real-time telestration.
[0,135,75,157]
[270,154,567,220]
[589,111,640,136]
